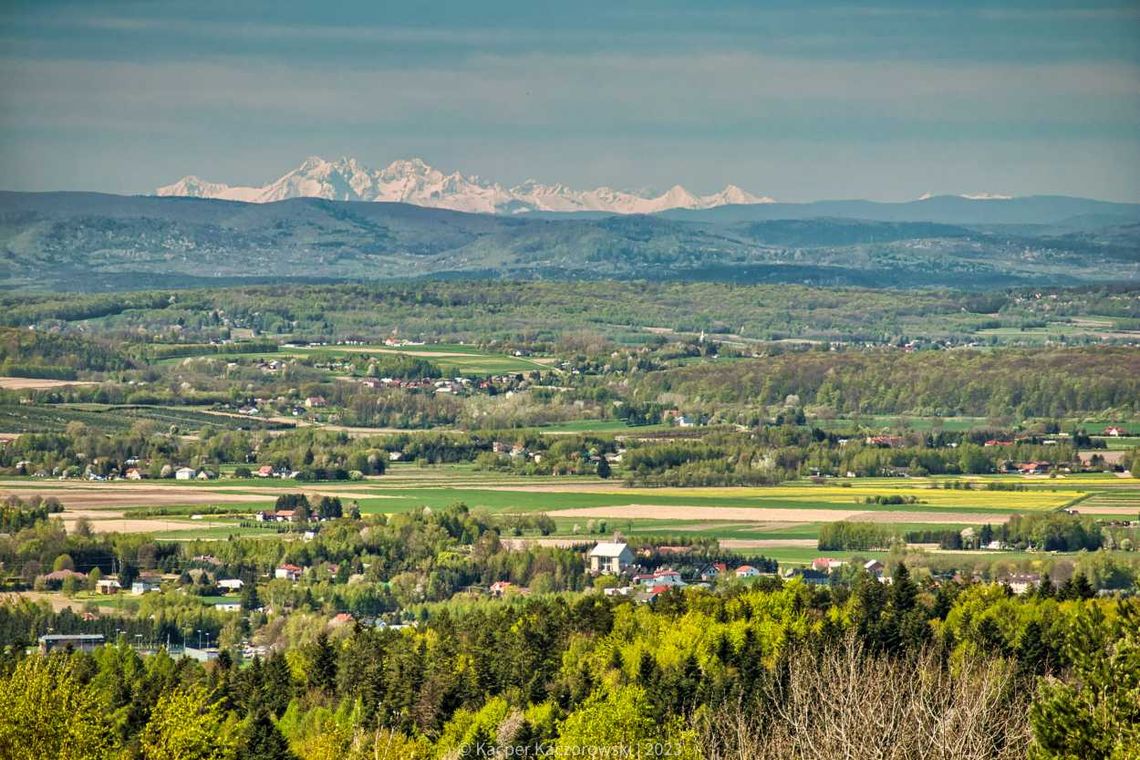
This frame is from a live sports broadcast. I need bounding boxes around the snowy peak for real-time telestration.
[919,192,1015,202]
[155,157,775,215]
[710,184,774,206]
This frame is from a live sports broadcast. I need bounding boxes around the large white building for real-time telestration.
[589,542,634,574]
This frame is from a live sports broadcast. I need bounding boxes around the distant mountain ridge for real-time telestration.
[157,156,775,215]
[3,191,1137,292]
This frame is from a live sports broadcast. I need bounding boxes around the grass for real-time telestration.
[4,467,1132,547]
[525,419,672,435]
[0,401,286,434]
[813,416,992,432]
[151,342,551,375]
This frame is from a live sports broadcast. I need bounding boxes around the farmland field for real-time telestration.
[4,467,1128,543]
[150,342,552,375]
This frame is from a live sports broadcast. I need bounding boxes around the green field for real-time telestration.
[0,402,290,434]
[147,341,553,376]
[4,465,1134,549]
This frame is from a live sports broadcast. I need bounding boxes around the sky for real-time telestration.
[1,0,1139,202]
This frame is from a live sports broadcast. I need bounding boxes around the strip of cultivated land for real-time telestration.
[4,469,1126,541]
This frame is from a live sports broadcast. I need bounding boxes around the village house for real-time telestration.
[589,542,634,574]
[174,466,196,480]
[699,562,728,581]
[637,584,673,604]
[1104,426,1125,437]
[275,563,303,582]
[864,560,886,579]
[1002,572,1043,595]
[811,557,846,573]
[633,568,684,587]
[40,569,87,589]
[217,578,244,592]
[131,577,161,595]
[305,396,327,408]
[96,578,122,595]
[735,565,761,578]
[329,612,354,627]
[257,465,275,477]
[784,568,832,586]
[865,435,905,448]
[489,580,517,597]
[124,467,143,480]
[257,509,298,523]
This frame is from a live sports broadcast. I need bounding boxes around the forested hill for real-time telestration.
[2,191,1138,292]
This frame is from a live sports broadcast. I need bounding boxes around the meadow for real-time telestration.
[149,341,552,375]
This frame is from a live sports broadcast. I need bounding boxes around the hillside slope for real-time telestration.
[1,192,1136,291]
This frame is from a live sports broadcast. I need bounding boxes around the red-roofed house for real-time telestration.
[275,564,303,582]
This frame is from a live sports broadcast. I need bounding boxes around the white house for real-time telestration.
[735,565,761,578]
[174,467,196,480]
[131,578,161,595]
[864,560,886,579]
[214,602,242,612]
[217,578,244,592]
[96,578,122,595]
[1002,572,1042,595]
[589,542,634,574]
[275,564,303,582]
[633,568,684,587]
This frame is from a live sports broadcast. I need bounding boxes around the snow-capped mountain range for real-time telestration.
[156,156,775,215]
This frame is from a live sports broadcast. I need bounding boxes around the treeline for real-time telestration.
[0,495,62,533]
[141,340,279,360]
[642,346,1139,417]
[1,571,1137,758]
[0,327,135,375]
[623,441,782,486]
[907,513,1112,553]
[818,521,894,551]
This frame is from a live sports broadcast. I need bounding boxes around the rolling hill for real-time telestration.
[1,191,1137,292]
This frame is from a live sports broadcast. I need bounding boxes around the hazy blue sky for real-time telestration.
[2,0,1139,201]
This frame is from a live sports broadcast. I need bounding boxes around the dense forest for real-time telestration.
[1,569,1136,759]
[638,347,1139,419]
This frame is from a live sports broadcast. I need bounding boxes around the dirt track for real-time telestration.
[0,377,98,389]
[0,483,396,510]
[720,539,818,549]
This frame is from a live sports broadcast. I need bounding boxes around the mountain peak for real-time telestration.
[919,192,1015,202]
[156,156,774,214]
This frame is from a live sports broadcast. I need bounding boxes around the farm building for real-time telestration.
[39,634,104,653]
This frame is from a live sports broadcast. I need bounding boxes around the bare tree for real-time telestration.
[698,638,1030,760]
